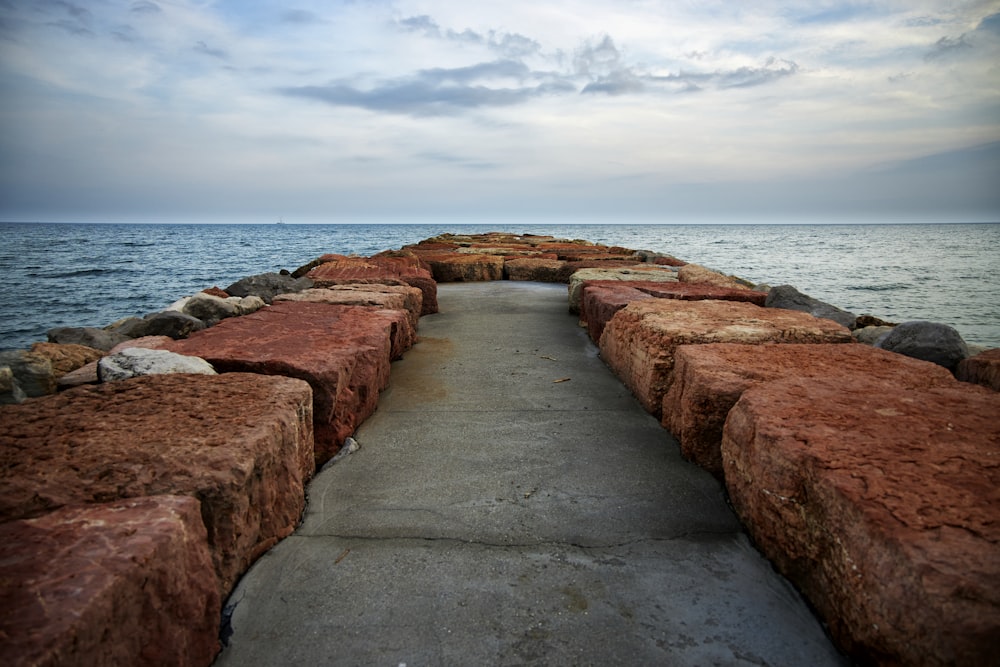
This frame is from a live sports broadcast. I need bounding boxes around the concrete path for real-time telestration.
[215,282,846,666]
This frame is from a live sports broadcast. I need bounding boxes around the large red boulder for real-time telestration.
[662,343,957,478]
[956,348,1000,391]
[599,300,853,416]
[722,376,1000,666]
[677,263,752,291]
[307,255,438,315]
[412,252,505,282]
[0,373,313,596]
[567,266,678,314]
[162,301,397,464]
[0,496,221,667]
[274,285,420,344]
[504,257,568,282]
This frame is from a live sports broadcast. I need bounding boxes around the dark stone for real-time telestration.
[46,326,131,352]
[765,284,857,330]
[113,311,207,339]
[874,320,969,371]
[225,272,314,304]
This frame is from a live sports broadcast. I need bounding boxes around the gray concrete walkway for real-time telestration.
[215,282,846,666]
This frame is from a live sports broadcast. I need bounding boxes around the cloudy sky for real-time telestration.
[1,1,998,224]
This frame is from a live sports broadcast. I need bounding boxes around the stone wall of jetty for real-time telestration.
[1,231,998,666]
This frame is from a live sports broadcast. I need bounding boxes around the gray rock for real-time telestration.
[225,272,313,304]
[237,295,266,315]
[0,350,55,398]
[0,366,28,404]
[764,285,856,330]
[47,326,131,352]
[853,325,895,346]
[182,292,241,326]
[97,348,217,382]
[874,321,969,371]
[112,311,206,339]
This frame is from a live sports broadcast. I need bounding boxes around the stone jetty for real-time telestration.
[1,232,998,666]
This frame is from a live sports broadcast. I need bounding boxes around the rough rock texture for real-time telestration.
[722,376,1000,666]
[46,326,131,352]
[875,320,969,371]
[662,343,957,478]
[599,300,853,416]
[0,496,221,667]
[224,272,314,304]
[162,301,400,464]
[97,348,217,382]
[416,252,505,282]
[852,325,894,345]
[179,293,263,326]
[57,337,177,389]
[28,342,103,378]
[956,348,1000,391]
[765,284,857,330]
[0,349,54,398]
[567,266,678,314]
[275,285,423,331]
[0,366,26,404]
[504,257,568,282]
[110,310,207,340]
[676,263,751,291]
[0,373,315,596]
[579,281,769,343]
[307,255,438,315]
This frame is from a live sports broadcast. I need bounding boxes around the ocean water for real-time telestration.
[1,221,998,350]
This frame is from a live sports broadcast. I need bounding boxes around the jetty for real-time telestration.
[1,233,998,666]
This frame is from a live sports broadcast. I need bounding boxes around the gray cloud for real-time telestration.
[926,34,973,60]
[194,40,227,59]
[398,15,541,58]
[130,1,161,15]
[281,10,324,25]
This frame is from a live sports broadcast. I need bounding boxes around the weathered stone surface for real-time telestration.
[202,286,230,298]
[0,496,221,667]
[722,376,1000,666]
[0,367,26,404]
[57,337,179,389]
[0,350,54,398]
[416,252,505,282]
[28,342,103,378]
[599,300,853,416]
[111,310,207,339]
[677,263,751,291]
[275,285,422,331]
[307,255,438,315]
[765,284,857,330]
[567,266,677,314]
[98,348,217,381]
[852,324,894,345]
[225,272,314,304]
[0,373,315,596]
[579,281,769,343]
[956,348,1000,391]
[162,301,398,464]
[504,257,568,282]
[47,326,131,352]
[875,320,969,371]
[182,292,241,325]
[662,343,957,478]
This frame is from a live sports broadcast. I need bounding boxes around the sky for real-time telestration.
[1,0,998,224]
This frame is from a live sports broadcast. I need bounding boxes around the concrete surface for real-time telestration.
[214,282,847,666]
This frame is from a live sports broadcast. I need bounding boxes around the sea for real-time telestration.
[1,221,998,351]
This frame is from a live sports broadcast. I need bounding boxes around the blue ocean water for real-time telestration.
[1,221,998,350]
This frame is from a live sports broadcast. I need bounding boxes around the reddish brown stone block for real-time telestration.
[599,300,853,416]
[307,255,438,315]
[163,301,395,464]
[412,252,505,282]
[956,348,1000,391]
[504,257,568,282]
[275,284,422,337]
[0,373,313,596]
[722,376,1000,666]
[0,496,221,667]
[662,343,957,478]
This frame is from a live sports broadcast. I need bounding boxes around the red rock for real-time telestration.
[412,252,505,282]
[567,266,678,314]
[504,257,568,282]
[0,496,220,667]
[307,255,438,315]
[722,376,1000,666]
[0,373,314,596]
[677,263,752,290]
[579,281,769,343]
[956,348,1000,391]
[663,343,957,478]
[162,301,396,464]
[599,300,853,416]
[201,286,230,298]
[275,284,423,333]
[28,342,102,378]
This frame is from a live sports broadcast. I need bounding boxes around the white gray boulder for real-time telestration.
[97,348,217,382]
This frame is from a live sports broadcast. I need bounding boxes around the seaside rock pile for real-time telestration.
[1,231,997,666]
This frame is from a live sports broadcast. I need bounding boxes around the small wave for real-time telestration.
[35,268,137,278]
[847,283,911,292]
